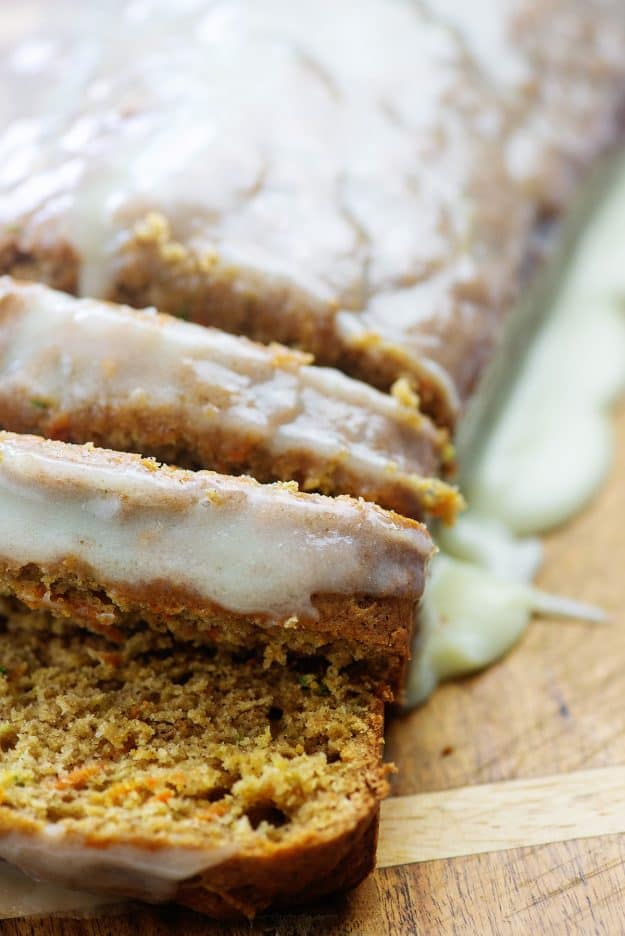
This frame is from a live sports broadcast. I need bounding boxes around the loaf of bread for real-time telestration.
[0,0,624,920]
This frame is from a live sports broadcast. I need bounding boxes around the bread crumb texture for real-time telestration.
[0,609,387,855]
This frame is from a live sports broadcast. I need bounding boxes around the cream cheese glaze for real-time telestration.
[407,154,625,705]
[0,432,431,622]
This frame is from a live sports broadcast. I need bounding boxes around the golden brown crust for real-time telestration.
[0,219,455,422]
[177,806,380,920]
[0,804,380,920]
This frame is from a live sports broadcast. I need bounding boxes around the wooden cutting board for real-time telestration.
[5,403,625,936]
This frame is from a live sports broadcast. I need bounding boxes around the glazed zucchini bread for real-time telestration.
[0,0,624,423]
[0,0,625,919]
[0,611,388,919]
[0,278,458,523]
[0,431,432,694]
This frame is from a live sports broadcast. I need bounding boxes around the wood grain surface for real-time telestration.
[379,766,625,866]
[4,409,625,936]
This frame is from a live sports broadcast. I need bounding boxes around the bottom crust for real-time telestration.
[178,807,379,920]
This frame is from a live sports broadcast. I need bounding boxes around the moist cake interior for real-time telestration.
[0,608,386,855]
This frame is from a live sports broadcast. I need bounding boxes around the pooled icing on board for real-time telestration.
[406,157,625,705]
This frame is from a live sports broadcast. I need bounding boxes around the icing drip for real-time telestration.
[407,158,625,706]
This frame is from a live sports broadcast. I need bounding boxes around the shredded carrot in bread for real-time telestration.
[55,764,102,790]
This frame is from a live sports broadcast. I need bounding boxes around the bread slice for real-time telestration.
[0,2,623,424]
[0,609,388,920]
[0,431,433,695]
[0,277,459,523]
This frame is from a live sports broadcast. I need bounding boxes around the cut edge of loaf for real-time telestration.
[0,610,389,919]
[0,564,415,699]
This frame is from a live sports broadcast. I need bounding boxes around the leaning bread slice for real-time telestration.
[0,277,458,523]
[0,432,433,694]
[0,610,387,919]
